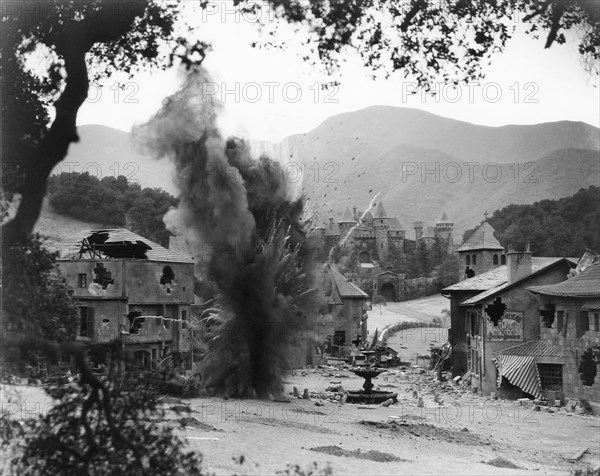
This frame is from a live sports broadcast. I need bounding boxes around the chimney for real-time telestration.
[506,242,532,284]
[353,205,357,221]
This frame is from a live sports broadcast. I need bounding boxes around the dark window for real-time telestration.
[541,304,555,328]
[580,311,590,332]
[127,311,143,334]
[592,312,600,332]
[578,348,598,386]
[333,330,346,346]
[501,255,506,265]
[80,307,94,338]
[538,364,563,391]
[467,310,480,337]
[493,254,499,265]
[78,273,87,288]
[182,310,188,321]
[556,311,564,333]
[466,255,470,266]
[472,254,477,265]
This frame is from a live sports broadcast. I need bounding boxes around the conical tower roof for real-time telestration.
[436,211,452,224]
[456,221,504,252]
[340,207,355,223]
[374,201,388,218]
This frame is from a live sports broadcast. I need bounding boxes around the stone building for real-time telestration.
[443,246,575,397]
[321,264,369,358]
[527,258,600,412]
[56,229,195,371]
[456,219,506,280]
[311,201,454,263]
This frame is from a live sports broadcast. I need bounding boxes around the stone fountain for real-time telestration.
[346,352,398,404]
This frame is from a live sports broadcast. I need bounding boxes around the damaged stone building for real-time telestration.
[443,243,575,398]
[527,257,600,412]
[56,229,194,370]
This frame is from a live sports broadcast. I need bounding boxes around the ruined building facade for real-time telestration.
[56,229,195,371]
[311,201,454,263]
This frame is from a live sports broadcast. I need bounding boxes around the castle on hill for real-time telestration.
[311,200,454,263]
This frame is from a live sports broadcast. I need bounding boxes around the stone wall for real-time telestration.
[539,296,600,412]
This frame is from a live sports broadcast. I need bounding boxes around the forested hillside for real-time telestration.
[47,173,178,246]
[462,186,600,257]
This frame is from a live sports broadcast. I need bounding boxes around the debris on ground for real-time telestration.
[310,445,408,462]
[483,457,520,469]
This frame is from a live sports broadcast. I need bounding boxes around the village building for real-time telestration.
[320,264,369,358]
[442,243,575,398]
[311,201,454,263]
[527,256,600,412]
[455,218,506,280]
[55,229,195,371]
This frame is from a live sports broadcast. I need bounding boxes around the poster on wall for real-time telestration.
[486,311,523,341]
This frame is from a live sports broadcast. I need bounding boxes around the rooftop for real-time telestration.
[374,201,388,219]
[456,221,504,252]
[328,265,369,299]
[528,260,600,298]
[443,257,570,294]
[56,229,194,263]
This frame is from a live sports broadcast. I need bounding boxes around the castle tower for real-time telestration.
[339,207,356,242]
[455,215,505,280]
[373,201,390,260]
[435,210,454,245]
[414,221,424,241]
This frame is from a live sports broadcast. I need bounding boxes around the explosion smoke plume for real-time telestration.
[134,69,321,399]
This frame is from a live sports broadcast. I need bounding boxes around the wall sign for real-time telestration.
[486,311,523,341]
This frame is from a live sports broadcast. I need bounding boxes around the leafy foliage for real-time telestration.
[1,234,78,346]
[1,346,205,476]
[47,172,178,246]
[463,186,600,256]
[254,0,599,83]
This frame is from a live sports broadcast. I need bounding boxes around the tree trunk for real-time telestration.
[2,45,89,245]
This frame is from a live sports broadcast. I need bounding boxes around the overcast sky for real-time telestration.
[76,2,600,144]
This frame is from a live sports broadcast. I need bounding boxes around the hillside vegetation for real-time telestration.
[463,186,600,257]
[47,173,177,246]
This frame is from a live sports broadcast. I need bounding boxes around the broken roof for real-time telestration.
[58,229,193,263]
[456,221,504,252]
[328,265,368,299]
[528,260,600,298]
[443,257,571,294]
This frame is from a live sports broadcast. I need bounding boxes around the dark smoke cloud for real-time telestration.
[134,69,322,399]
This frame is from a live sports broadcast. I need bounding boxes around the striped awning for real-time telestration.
[582,299,600,311]
[494,355,543,398]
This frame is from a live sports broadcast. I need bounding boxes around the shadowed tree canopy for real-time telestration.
[1,0,207,244]
[246,0,599,84]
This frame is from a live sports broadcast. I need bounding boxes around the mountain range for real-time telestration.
[62,106,600,238]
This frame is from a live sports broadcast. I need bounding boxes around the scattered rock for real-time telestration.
[381,398,393,407]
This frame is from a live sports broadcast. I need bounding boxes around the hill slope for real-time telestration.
[65,107,600,235]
